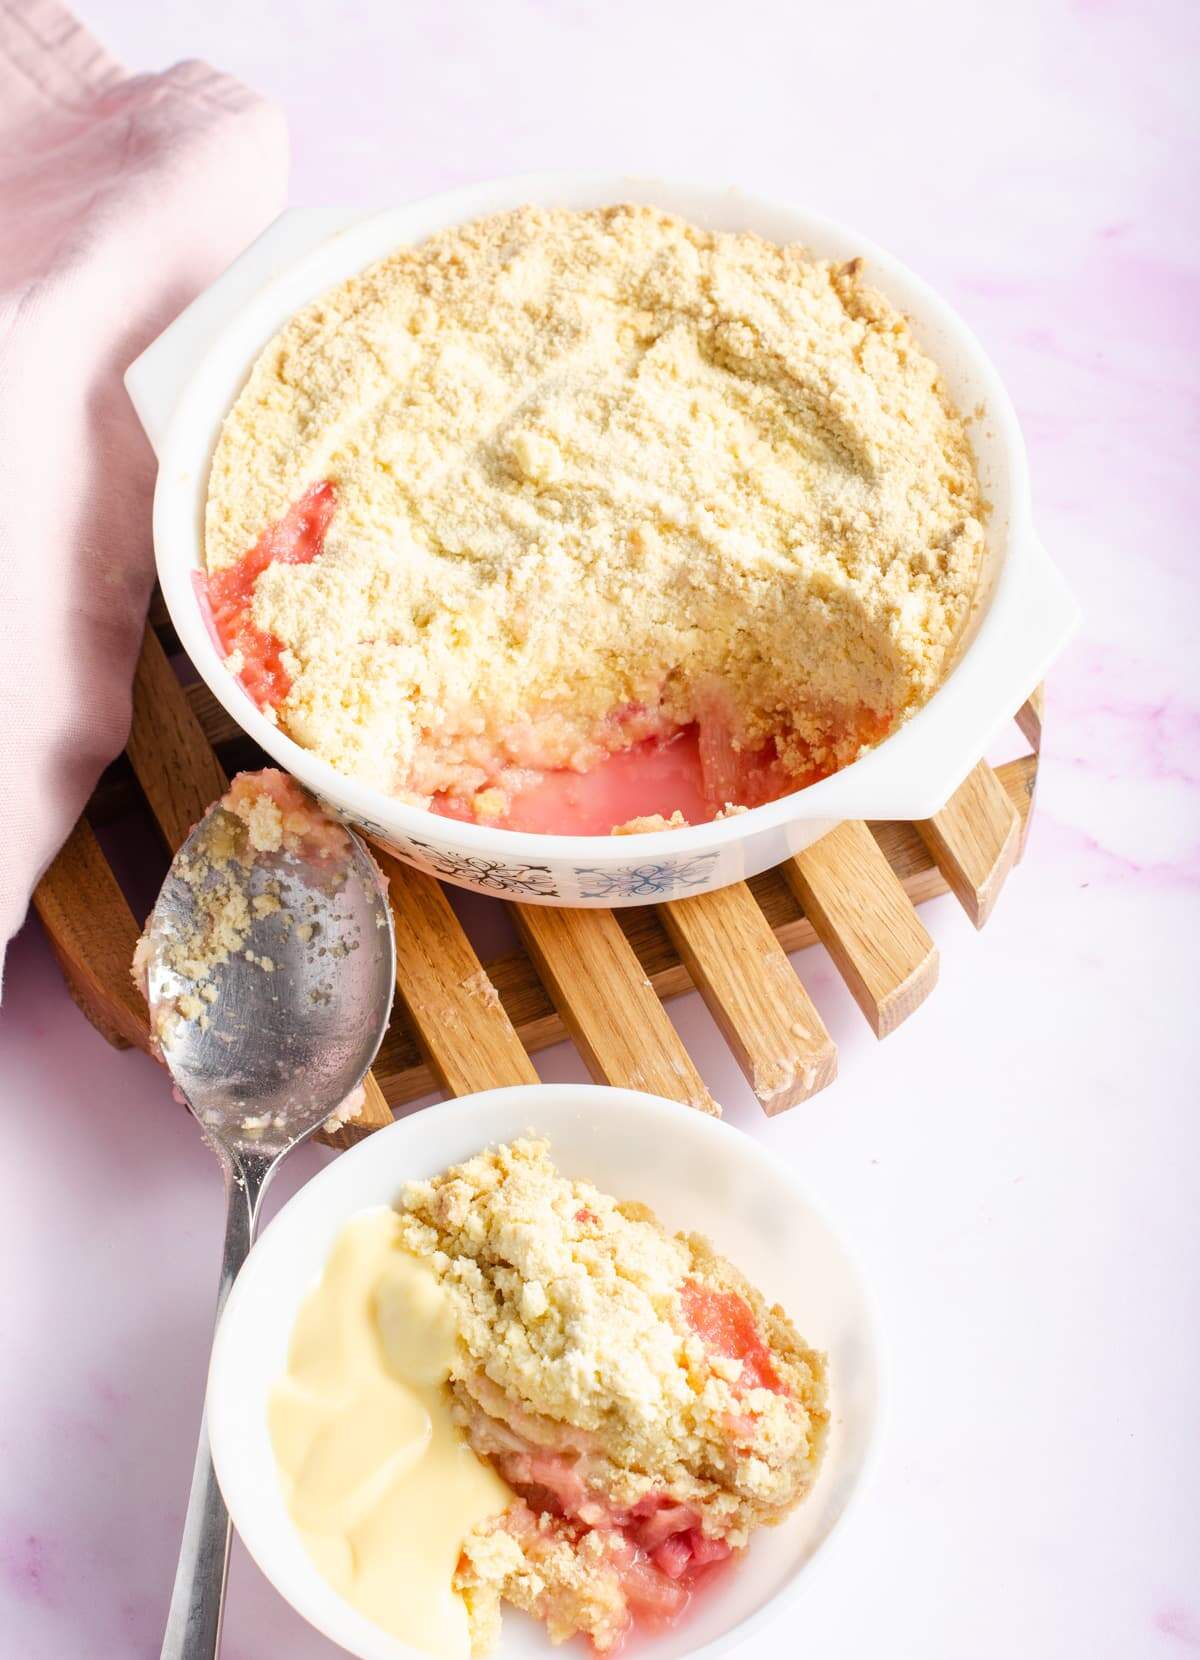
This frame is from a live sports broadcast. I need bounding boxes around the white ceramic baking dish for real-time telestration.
[126,173,1078,907]
[206,1083,884,1660]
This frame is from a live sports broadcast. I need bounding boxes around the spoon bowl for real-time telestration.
[146,800,395,1158]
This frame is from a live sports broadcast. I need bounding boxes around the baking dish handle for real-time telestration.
[125,208,363,459]
[819,532,1080,824]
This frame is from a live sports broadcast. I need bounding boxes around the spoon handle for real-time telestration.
[161,1150,275,1660]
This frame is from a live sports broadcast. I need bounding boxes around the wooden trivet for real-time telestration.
[33,603,1040,1139]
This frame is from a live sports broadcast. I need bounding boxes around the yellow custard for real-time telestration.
[268,1208,512,1659]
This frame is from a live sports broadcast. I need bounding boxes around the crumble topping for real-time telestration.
[131,770,353,1052]
[223,768,352,860]
[612,809,689,835]
[395,1138,828,1651]
[206,204,985,819]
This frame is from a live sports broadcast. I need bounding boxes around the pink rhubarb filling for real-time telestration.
[431,723,804,835]
[460,1280,792,1647]
[680,1278,785,1396]
[208,482,336,708]
[485,1465,734,1645]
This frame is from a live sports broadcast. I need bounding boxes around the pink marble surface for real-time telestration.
[3,1,1197,1655]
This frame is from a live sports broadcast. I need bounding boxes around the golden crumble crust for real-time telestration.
[397,1140,828,1543]
[206,204,985,807]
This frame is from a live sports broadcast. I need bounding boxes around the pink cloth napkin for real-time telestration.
[0,0,287,981]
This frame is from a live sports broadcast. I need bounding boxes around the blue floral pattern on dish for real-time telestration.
[344,812,394,843]
[403,839,561,898]
[572,854,720,900]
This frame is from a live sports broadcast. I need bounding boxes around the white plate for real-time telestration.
[208,1084,885,1660]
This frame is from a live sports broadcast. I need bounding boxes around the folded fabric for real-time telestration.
[0,0,287,984]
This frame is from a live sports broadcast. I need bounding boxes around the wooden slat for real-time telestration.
[1015,683,1045,858]
[1015,684,1045,753]
[515,904,718,1114]
[186,680,244,751]
[147,587,173,633]
[32,819,150,1052]
[124,625,388,1143]
[915,761,1021,930]
[659,885,836,1113]
[783,820,938,1038]
[128,627,228,846]
[374,850,538,1097]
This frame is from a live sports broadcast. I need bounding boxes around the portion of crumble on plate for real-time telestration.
[396,1137,829,1654]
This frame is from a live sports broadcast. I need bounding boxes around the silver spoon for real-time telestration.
[143,791,395,1660]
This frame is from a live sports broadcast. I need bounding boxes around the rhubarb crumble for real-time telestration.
[393,1138,829,1653]
[206,203,985,833]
